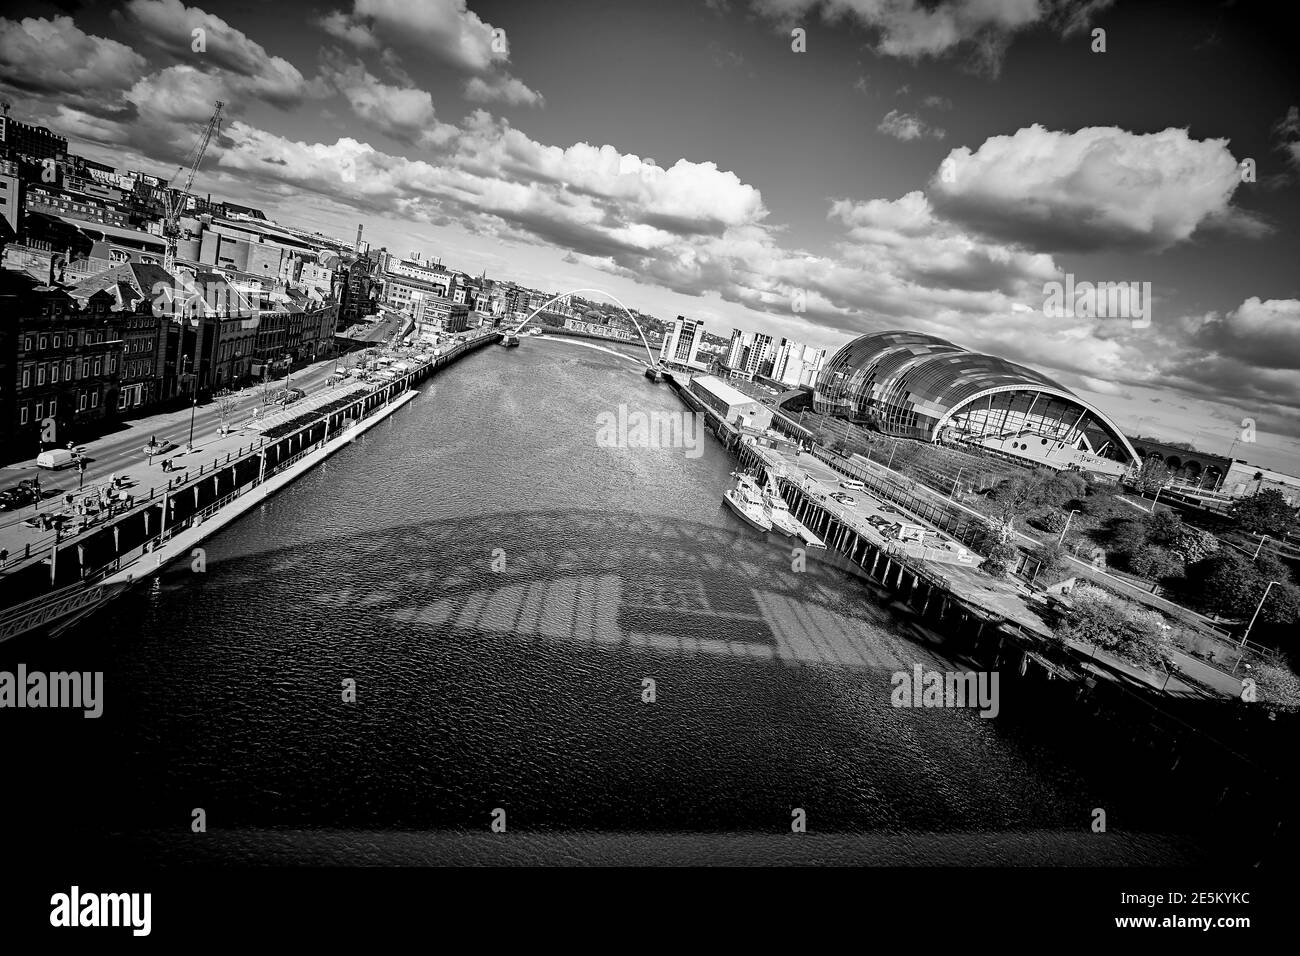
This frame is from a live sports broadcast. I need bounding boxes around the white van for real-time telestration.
[37,449,77,470]
[839,479,866,491]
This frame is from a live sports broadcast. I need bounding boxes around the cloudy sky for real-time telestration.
[3,0,1299,471]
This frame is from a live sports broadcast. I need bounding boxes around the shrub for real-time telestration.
[1142,509,1184,547]
[1054,586,1174,671]
[1128,545,1184,582]
[1169,526,1218,565]
[1034,510,1070,534]
[1029,539,1069,580]
[981,540,1019,578]
[1108,518,1148,557]
[1253,662,1300,713]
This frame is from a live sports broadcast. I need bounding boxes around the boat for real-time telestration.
[760,472,802,537]
[723,472,773,533]
[643,365,662,383]
[501,334,520,347]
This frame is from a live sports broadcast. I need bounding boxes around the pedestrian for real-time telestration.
[0,548,8,569]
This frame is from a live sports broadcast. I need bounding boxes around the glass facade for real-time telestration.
[813,331,1137,466]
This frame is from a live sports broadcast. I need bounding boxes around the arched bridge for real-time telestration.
[506,289,659,368]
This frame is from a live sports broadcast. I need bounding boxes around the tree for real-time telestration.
[1032,510,1070,534]
[1231,489,1299,538]
[980,540,1019,578]
[1108,518,1148,557]
[214,388,238,428]
[987,471,1072,527]
[1142,509,1184,547]
[1080,487,1128,523]
[1186,551,1269,618]
[1128,545,1184,583]
[1029,540,1068,583]
[1133,457,1170,495]
[1053,586,1174,669]
[1168,525,1218,565]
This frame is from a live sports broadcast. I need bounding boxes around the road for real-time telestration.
[0,354,349,570]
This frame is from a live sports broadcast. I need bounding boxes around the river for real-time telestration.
[4,337,1232,864]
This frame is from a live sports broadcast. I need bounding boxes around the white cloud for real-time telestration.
[464,74,543,107]
[117,0,310,106]
[750,0,1112,73]
[318,0,543,106]
[0,16,146,100]
[877,109,945,141]
[930,124,1263,253]
[319,52,455,147]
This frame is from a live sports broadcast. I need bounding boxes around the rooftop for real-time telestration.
[691,374,766,408]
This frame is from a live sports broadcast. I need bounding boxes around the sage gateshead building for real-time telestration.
[812,331,1140,476]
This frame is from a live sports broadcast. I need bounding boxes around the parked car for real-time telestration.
[879,505,900,515]
[143,438,176,456]
[830,492,855,504]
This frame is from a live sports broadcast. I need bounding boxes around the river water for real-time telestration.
[5,337,1230,864]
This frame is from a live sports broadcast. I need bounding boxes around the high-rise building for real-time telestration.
[744,332,773,378]
[725,328,751,369]
[659,314,705,368]
[772,340,826,387]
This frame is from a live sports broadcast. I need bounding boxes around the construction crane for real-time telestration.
[162,100,223,272]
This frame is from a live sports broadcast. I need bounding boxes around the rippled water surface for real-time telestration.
[6,339,1221,864]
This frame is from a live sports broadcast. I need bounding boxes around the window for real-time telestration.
[53,334,61,348]
[118,390,129,410]
[82,360,90,377]
[49,398,57,416]
[91,392,98,408]
[39,335,48,349]
[23,336,32,351]
[109,356,116,373]
[51,365,59,383]
[37,365,45,385]
[64,362,72,379]
[79,393,87,411]
[21,368,30,388]
[20,407,28,425]
[36,402,44,419]
[93,359,101,375]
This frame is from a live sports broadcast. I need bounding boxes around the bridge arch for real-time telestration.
[507,288,658,367]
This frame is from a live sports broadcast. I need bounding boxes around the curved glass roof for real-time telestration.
[813,330,1139,463]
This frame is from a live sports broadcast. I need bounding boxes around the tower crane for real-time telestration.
[162,100,223,272]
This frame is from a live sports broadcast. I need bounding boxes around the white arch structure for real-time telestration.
[507,288,658,367]
[933,383,1141,466]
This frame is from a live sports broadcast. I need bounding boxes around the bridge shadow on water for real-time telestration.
[6,507,1239,866]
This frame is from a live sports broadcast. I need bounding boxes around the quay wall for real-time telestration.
[663,373,1287,851]
[0,333,499,612]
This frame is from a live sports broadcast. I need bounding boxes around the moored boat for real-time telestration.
[723,472,772,533]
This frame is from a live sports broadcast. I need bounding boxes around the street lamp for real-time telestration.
[180,354,197,452]
[1252,534,1271,561]
[1059,508,1080,544]
[1149,481,1165,513]
[1241,579,1280,648]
